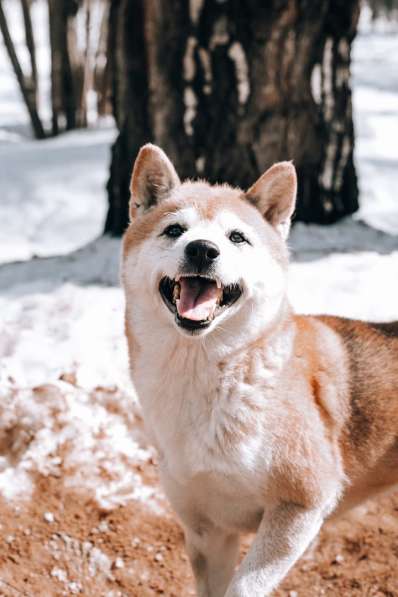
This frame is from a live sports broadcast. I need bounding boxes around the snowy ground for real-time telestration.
[0,0,115,263]
[0,4,397,511]
[352,9,398,234]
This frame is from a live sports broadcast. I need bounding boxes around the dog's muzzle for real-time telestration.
[159,275,242,333]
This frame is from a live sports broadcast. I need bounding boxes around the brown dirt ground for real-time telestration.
[0,469,397,597]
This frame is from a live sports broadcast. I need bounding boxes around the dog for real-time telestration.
[121,144,398,596]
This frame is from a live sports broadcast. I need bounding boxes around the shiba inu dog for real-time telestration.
[121,144,398,596]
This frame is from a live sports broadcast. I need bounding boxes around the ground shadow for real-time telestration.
[1,218,397,298]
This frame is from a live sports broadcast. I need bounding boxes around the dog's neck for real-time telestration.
[133,296,294,381]
[131,297,296,471]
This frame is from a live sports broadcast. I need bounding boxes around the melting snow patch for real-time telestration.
[88,547,113,579]
[51,567,68,583]
[44,511,55,523]
[0,381,161,510]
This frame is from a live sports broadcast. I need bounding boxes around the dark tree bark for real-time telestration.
[106,0,360,235]
[0,0,45,139]
[21,0,38,101]
[80,0,95,123]
[94,0,111,116]
[48,0,87,134]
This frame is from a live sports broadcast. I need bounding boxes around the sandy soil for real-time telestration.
[0,459,397,597]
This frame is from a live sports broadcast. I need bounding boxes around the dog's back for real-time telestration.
[315,315,398,511]
[370,320,398,337]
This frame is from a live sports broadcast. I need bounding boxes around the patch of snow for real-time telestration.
[6,285,122,389]
[0,380,160,509]
[97,520,110,533]
[51,567,68,583]
[352,7,398,235]
[289,250,398,322]
[47,535,117,590]
[88,546,113,579]
[0,1,116,263]
[0,238,126,403]
[0,0,51,131]
[68,580,82,595]
[113,557,124,569]
[0,127,116,264]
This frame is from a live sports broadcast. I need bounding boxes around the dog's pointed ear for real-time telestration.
[129,144,181,218]
[246,162,297,239]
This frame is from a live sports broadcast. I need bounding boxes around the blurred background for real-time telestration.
[0,2,398,595]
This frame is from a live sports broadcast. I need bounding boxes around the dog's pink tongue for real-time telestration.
[177,278,219,321]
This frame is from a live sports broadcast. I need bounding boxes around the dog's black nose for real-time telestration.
[185,239,220,269]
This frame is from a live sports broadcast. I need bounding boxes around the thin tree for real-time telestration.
[48,0,87,134]
[0,0,45,138]
[80,0,92,123]
[21,0,38,100]
[94,0,111,116]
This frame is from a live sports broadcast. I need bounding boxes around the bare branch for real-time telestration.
[0,1,45,139]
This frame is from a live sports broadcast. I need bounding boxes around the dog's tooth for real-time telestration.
[173,284,180,301]
[216,278,222,289]
[216,284,223,303]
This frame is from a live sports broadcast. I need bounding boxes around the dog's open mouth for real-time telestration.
[159,275,242,331]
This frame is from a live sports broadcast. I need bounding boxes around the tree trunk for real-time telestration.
[105,0,165,235]
[80,0,92,124]
[106,0,360,235]
[0,0,45,139]
[48,0,87,134]
[94,0,112,117]
[21,0,38,102]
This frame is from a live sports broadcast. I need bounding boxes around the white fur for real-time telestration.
[123,201,339,596]
[124,206,286,346]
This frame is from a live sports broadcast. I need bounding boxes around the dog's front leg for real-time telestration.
[185,525,240,597]
[225,502,324,597]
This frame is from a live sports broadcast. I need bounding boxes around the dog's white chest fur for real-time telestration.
[132,336,286,532]
[139,348,263,464]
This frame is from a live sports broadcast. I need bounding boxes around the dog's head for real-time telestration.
[122,144,296,343]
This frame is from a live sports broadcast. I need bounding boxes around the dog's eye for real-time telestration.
[229,230,247,244]
[162,224,186,238]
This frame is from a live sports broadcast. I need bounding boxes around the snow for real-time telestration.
[0,0,116,263]
[0,4,397,508]
[0,253,125,389]
[352,7,398,235]
[289,249,398,322]
[0,379,159,508]
[0,0,51,130]
[0,127,116,262]
[48,539,114,588]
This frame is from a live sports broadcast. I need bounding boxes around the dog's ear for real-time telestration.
[246,162,297,239]
[129,144,180,218]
